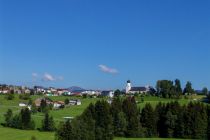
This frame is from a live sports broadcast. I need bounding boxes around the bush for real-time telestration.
[5,93,15,100]
[65,98,69,105]
[31,136,36,140]
[19,93,31,100]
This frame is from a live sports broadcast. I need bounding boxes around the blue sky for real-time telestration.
[0,0,210,90]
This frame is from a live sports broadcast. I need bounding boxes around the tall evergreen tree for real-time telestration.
[155,102,167,138]
[40,99,47,113]
[183,81,194,95]
[20,108,35,130]
[183,102,207,139]
[202,87,208,95]
[111,97,124,136]
[174,79,182,98]
[207,106,210,139]
[165,110,177,137]
[76,103,96,140]
[141,103,157,137]
[4,109,13,127]
[41,113,55,131]
[95,100,113,140]
[123,97,143,137]
[31,102,37,114]
[114,89,121,97]
[174,107,185,138]
[114,112,127,137]
[55,120,73,140]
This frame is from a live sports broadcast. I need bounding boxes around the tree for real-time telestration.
[10,114,22,129]
[65,98,69,105]
[28,99,33,106]
[40,99,48,113]
[20,108,35,130]
[5,93,15,100]
[114,112,127,137]
[4,109,13,127]
[19,93,31,100]
[202,87,208,95]
[141,103,157,137]
[95,100,113,140]
[114,89,121,97]
[111,97,124,136]
[183,81,194,95]
[77,103,96,140]
[31,136,37,140]
[207,106,210,139]
[165,110,177,137]
[156,80,174,98]
[55,120,73,140]
[183,102,207,139]
[174,79,182,98]
[122,97,143,137]
[41,113,55,131]
[31,102,37,114]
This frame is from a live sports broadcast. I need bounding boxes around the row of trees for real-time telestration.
[4,108,35,130]
[55,97,210,140]
[4,108,55,132]
[156,79,208,98]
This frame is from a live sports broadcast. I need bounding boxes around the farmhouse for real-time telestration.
[81,90,100,96]
[34,97,53,107]
[101,91,114,98]
[53,101,65,109]
[34,86,46,94]
[69,99,82,106]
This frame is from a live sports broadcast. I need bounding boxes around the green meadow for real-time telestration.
[0,94,206,140]
[0,127,192,140]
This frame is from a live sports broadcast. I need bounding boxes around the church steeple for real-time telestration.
[126,80,131,93]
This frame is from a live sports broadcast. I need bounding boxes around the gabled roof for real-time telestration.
[101,91,113,96]
[130,87,147,92]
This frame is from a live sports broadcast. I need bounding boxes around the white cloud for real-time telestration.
[99,64,118,74]
[41,73,64,82]
[43,73,56,81]
[32,72,64,82]
[32,73,38,78]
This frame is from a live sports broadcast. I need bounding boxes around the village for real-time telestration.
[0,81,157,111]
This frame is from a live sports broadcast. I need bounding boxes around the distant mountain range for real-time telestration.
[67,86,86,92]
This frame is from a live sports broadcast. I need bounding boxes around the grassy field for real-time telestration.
[0,94,206,140]
[0,127,192,140]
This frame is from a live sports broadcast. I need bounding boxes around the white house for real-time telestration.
[101,91,114,98]
[53,101,65,108]
[81,90,100,96]
[69,99,82,106]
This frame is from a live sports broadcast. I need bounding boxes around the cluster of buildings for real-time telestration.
[19,98,82,110]
[0,80,156,97]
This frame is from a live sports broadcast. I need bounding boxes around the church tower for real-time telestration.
[126,80,132,93]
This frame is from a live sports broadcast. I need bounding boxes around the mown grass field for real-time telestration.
[0,94,206,140]
[0,127,192,140]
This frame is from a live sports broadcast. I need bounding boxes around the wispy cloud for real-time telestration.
[32,73,63,82]
[99,64,118,74]
[32,73,38,78]
[43,73,56,81]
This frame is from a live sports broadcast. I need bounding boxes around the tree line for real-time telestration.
[3,108,55,132]
[156,79,209,99]
[55,97,210,140]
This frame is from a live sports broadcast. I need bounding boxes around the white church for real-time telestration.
[126,80,152,94]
